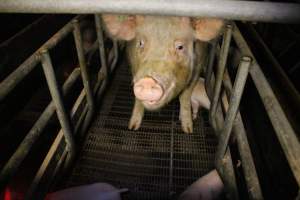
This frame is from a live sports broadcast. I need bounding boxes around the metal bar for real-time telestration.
[0,16,80,101]
[111,40,119,72]
[0,69,80,190]
[247,24,300,110]
[73,19,95,112]
[210,24,232,130]
[40,50,76,163]
[95,14,107,79]
[222,69,263,200]
[0,0,300,23]
[26,88,86,200]
[207,73,239,200]
[215,56,251,161]
[205,39,217,99]
[233,24,300,186]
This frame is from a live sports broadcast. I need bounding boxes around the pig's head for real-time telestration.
[102,15,223,110]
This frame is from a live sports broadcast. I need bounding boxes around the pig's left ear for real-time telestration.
[192,18,224,42]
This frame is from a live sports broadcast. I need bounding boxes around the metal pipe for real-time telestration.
[95,14,107,79]
[206,72,239,200]
[73,19,95,112]
[233,24,300,186]
[247,24,300,111]
[0,69,80,190]
[40,50,76,162]
[215,56,251,161]
[0,16,82,102]
[222,69,263,200]
[26,88,86,200]
[0,0,300,23]
[210,24,232,130]
[205,39,217,99]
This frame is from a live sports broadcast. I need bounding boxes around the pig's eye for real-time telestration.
[138,39,145,48]
[175,42,185,52]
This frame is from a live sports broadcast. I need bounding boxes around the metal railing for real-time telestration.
[0,1,299,199]
[205,23,300,199]
[0,14,119,198]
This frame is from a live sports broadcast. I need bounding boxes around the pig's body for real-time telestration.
[179,170,224,200]
[103,15,223,133]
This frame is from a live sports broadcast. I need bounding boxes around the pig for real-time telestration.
[179,169,224,200]
[102,15,223,133]
[191,78,211,120]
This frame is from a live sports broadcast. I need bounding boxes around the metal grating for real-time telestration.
[65,61,218,199]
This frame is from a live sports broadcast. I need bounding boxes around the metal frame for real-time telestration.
[0,0,300,23]
[0,2,299,198]
[0,15,119,195]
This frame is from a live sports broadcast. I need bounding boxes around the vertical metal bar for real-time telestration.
[73,19,95,113]
[233,25,300,186]
[111,39,119,72]
[215,56,251,163]
[209,73,239,200]
[222,69,263,200]
[40,49,75,162]
[205,39,217,99]
[0,69,80,191]
[95,14,107,79]
[210,24,232,130]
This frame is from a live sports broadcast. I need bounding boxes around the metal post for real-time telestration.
[0,69,80,190]
[26,88,86,200]
[40,50,76,162]
[222,69,263,199]
[215,56,251,163]
[0,0,300,23]
[205,39,217,99]
[210,24,232,130]
[73,19,95,112]
[233,24,300,186]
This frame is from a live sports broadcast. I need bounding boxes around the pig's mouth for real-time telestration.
[142,82,175,110]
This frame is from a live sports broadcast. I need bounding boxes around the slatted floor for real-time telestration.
[65,61,218,199]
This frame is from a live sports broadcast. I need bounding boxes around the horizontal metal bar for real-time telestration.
[0,69,80,190]
[0,0,300,23]
[0,16,81,102]
[41,50,76,162]
[233,24,300,186]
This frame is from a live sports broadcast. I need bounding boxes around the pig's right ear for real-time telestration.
[102,14,137,41]
[192,18,224,42]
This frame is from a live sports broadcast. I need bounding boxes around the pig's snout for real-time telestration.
[134,77,163,104]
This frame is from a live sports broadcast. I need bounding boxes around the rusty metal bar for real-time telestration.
[0,16,81,102]
[73,19,95,113]
[210,24,232,130]
[0,69,80,190]
[233,24,300,186]
[26,88,86,200]
[215,56,251,162]
[222,69,263,199]
[40,50,76,163]
[0,0,300,23]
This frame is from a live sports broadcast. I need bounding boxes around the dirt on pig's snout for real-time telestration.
[102,15,223,133]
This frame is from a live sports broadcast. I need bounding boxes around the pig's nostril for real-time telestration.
[134,77,163,102]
